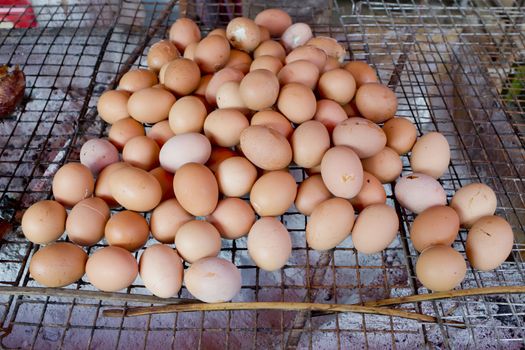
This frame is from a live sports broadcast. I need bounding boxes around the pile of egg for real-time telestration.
[21,9,514,302]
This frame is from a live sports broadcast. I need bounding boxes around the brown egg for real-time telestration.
[118,69,158,92]
[149,166,174,201]
[395,173,447,214]
[105,210,149,252]
[169,18,200,51]
[318,68,356,105]
[294,175,332,216]
[168,96,207,134]
[361,147,402,184]
[159,62,170,84]
[173,163,219,216]
[239,125,292,170]
[250,170,297,216]
[355,83,398,123]
[350,172,386,212]
[224,49,252,74]
[410,132,450,179]
[204,108,249,147]
[21,200,66,244]
[250,55,283,75]
[193,74,212,96]
[254,40,286,61]
[195,35,231,73]
[332,117,387,158]
[148,120,174,147]
[122,135,160,171]
[239,69,280,111]
[306,36,346,63]
[94,162,129,207]
[206,147,237,173]
[139,244,183,298]
[307,164,322,175]
[416,245,466,292]
[313,99,348,133]
[163,58,201,96]
[108,117,145,150]
[382,117,417,155]
[159,133,211,172]
[306,198,355,250]
[205,67,245,105]
[207,198,255,240]
[66,197,110,246]
[342,100,361,117]
[52,163,94,207]
[352,203,399,254]
[285,46,327,71]
[216,81,248,113]
[226,17,261,52]
[278,83,316,123]
[183,42,198,60]
[81,138,119,177]
[248,217,291,271]
[277,60,319,90]
[30,242,87,287]
[343,61,378,88]
[207,28,227,37]
[147,40,180,72]
[250,110,293,138]
[175,220,221,263]
[322,56,341,73]
[86,246,138,292]
[150,198,193,243]
[127,87,175,124]
[281,23,313,52]
[320,146,363,199]
[450,183,497,228]
[291,120,330,168]
[410,206,459,252]
[97,90,130,124]
[257,24,271,42]
[110,166,162,212]
[215,156,257,197]
[254,8,292,37]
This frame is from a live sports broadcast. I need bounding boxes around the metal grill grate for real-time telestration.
[0,0,524,348]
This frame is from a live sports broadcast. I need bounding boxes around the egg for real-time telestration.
[306,198,355,250]
[86,246,138,292]
[306,36,346,63]
[291,120,330,168]
[361,147,403,183]
[216,81,248,113]
[184,257,241,303]
[250,55,283,75]
[281,23,313,52]
[97,90,130,124]
[109,166,162,212]
[226,17,261,52]
[207,198,256,240]
[250,170,297,216]
[105,210,149,252]
[410,132,450,179]
[169,18,201,52]
[94,162,129,207]
[148,120,175,147]
[254,40,286,61]
[342,100,361,117]
[175,220,221,263]
[254,8,292,37]
[277,83,317,123]
[352,204,399,254]
[21,200,66,244]
[168,96,207,134]
[149,167,174,201]
[205,67,245,105]
[394,173,447,214]
[416,245,466,292]
[247,217,291,271]
[204,108,249,147]
[239,69,280,111]
[239,125,292,170]
[173,163,219,216]
[139,244,183,298]
[66,197,110,246]
[195,35,231,73]
[207,28,227,37]
[29,242,87,287]
[159,133,211,172]
[382,117,417,155]
[285,46,327,71]
[355,83,397,123]
[318,68,356,105]
[147,40,180,72]
[149,198,193,244]
[410,205,459,252]
[343,61,378,88]
[215,156,257,197]
[79,138,119,176]
[206,147,237,173]
[320,146,363,199]
[52,163,94,207]
[322,56,341,73]
[349,171,387,212]
[277,60,319,90]
[258,25,271,42]
[294,174,332,216]
[194,74,213,96]
[332,117,387,158]
[250,110,293,138]
[127,87,175,124]
[163,58,201,96]
[122,135,160,171]
[450,183,497,228]
[224,49,252,73]
[108,117,145,150]
[313,99,348,133]
[118,69,158,92]
[466,215,514,271]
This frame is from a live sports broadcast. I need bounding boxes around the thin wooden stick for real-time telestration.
[363,286,525,307]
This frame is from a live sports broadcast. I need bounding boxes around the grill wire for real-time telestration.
[0,0,524,348]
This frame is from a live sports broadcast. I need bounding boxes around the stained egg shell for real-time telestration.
[173,163,219,216]
[450,183,497,228]
[175,220,221,263]
[248,217,292,271]
[349,171,387,212]
[159,133,212,172]
[394,173,447,214]
[109,166,162,212]
[86,246,138,292]
[226,17,261,53]
[150,198,194,244]
[139,244,183,298]
[332,117,387,159]
[239,125,292,170]
[351,203,399,254]
[66,197,110,247]
[207,198,255,240]
[21,200,66,244]
[146,39,180,72]
[320,146,364,199]
[250,170,297,217]
[281,23,313,52]
[410,205,459,252]
[105,210,150,252]
[410,132,450,179]
[52,163,94,208]
[416,245,466,292]
[294,174,332,216]
[194,35,231,74]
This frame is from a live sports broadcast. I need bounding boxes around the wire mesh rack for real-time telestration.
[0,0,524,348]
